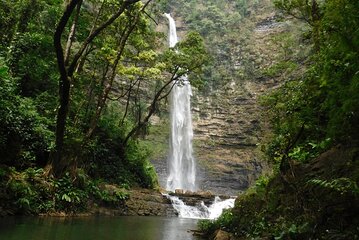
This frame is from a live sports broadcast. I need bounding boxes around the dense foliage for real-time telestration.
[0,0,207,214]
[263,0,359,170]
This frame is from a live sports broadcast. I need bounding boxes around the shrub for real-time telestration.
[125,140,158,188]
[0,57,53,168]
[5,167,53,214]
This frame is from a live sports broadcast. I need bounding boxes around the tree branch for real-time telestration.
[123,67,179,145]
[67,0,139,77]
[143,10,158,25]
[64,0,82,66]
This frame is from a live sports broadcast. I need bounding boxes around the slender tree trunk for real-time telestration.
[85,0,153,140]
[51,0,81,178]
[67,2,131,77]
[311,0,321,52]
[75,1,105,74]
[120,78,140,126]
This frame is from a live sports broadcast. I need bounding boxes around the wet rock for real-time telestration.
[86,189,175,217]
[213,230,233,240]
[169,190,233,207]
[124,189,177,217]
[175,189,184,194]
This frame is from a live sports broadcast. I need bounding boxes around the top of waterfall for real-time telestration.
[164,13,178,48]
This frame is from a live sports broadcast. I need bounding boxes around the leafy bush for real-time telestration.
[125,140,158,188]
[8,32,57,97]
[52,172,89,212]
[5,167,53,214]
[198,207,235,236]
[52,170,129,212]
[262,61,298,78]
[274,222,310,240]
[0,58,53,168]
[216,209,235,231]
[1,166,131,214]
[198,219,217,235]
[93,187,129,205]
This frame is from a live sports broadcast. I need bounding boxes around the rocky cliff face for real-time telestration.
[151,0,296,196]
[191,3,293,196]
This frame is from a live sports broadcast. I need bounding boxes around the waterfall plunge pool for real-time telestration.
[0,216,200,240]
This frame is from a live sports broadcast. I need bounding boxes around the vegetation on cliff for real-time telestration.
[160,0,263,91]
[199,0,359,239]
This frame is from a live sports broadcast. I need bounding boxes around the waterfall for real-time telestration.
[163,13,235,220]
[165,13,196,192]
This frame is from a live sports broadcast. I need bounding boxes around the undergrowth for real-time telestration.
[0,166,129,215]
[199,146,359,239]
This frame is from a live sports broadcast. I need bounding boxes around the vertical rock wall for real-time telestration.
[191,4,292,196]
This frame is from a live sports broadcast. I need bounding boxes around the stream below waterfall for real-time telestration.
[0,216,200,240]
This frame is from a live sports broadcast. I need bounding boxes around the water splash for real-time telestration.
[166,195,235,219]
[165,13,196,192]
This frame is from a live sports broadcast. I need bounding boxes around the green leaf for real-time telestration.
[61,194,72,202]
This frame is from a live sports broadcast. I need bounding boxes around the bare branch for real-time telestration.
[158,80,177,102]
[64,0,82,66]
[120,79,139,126]
[143,11,158,25]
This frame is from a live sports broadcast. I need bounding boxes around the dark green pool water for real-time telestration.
[0,216,199,240]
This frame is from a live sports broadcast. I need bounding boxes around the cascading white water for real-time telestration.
[165,13,196,192]
[164,13,235,219]
[166,195,235,220]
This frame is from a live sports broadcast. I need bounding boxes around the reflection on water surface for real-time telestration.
[0,216,199,240]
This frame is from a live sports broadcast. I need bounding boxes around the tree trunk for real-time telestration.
[51,0,81,178]
[311,0,321,52]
